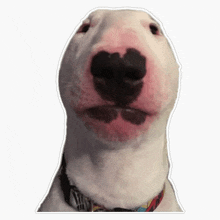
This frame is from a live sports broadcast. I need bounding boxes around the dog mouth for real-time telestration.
[85,106,148,125]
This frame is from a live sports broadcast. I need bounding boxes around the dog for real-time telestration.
[38,8,182,212]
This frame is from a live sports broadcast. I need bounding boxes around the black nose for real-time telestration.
[90,48,146,106]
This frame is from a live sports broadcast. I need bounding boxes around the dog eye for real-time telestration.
[150,24,159,35]
[78,23,90,33]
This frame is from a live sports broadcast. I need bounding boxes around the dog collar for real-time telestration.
[69,185,165,212]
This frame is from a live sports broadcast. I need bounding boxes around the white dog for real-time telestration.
[38,8,182,212]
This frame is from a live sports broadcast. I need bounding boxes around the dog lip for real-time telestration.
[84,105,118,123]
[86,105,147,114]
[84,105,148,125]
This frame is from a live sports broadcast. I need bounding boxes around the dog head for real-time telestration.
[59,9,180,142]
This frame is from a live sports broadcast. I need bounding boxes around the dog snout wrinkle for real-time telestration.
[91,48,146,106]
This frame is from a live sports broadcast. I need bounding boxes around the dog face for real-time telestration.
[59,9,179,142]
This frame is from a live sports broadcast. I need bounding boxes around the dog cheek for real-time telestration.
[144,53,179,112]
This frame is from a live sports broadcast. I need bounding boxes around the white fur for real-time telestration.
[38,8,182,212]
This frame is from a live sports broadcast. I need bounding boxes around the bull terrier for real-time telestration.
[38,8,183,212]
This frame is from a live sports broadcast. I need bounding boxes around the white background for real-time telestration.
[1,0,220,219]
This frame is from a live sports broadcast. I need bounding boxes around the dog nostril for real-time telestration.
[104,68,114,79]
[91,48,146,88]
[93,66,143,83]
[91,51,121,80]
[97,67,114,79]
[124,68,145,81]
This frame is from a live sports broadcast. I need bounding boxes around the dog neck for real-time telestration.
[62,112,169,209]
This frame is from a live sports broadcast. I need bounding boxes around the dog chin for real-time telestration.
[77,106,155,142]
